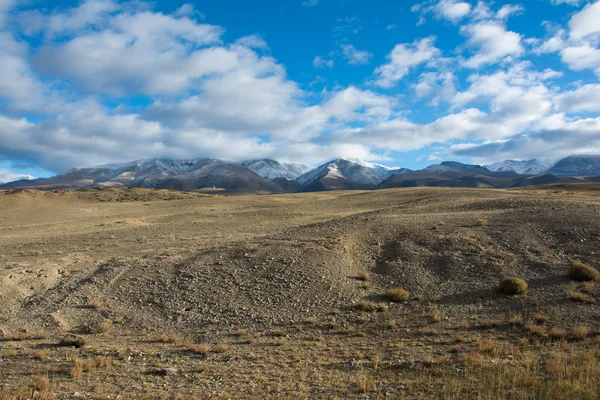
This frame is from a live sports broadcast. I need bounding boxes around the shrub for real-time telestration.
[188,343,210,355]
[481,319,503,329]
[215,344,229,353]
[568,292,596,304]
[525,324,546,337]
[499,277,528,295]
[92,319,112,334]
[59,335,86,348]
[34,376,49,391]
[70,359,83,380]
[571,326,590,340]
[385,288,409,302]
[357,272,371,281]
[89,300,102,309]
[548,328,567,340]
[33,349,49,360]
[357,300,377,312]
[568,261,600,282]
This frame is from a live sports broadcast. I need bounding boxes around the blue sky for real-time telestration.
[1,0,600,182]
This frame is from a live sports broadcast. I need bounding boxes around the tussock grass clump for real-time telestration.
[385,288,409,302]
[357,272,371,281]
[33,349,49,360]
[89,300,102,309]
[571,326,590,341]
[70,359,83,380]
[499,277,528,295]
[568,260,600,282]
[356,301,388,312]
[34,375,49,391]
[215,344,230,353]
[481,319,503,329]
[156,334,181,344]
[58,335,86,348]
[568,292,596,304]
[92,319,112,334]
[548,328,567,340]
[525,324,546,337]
[187,343,210,355]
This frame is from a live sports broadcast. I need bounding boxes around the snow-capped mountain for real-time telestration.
[423,161,492,175]
[296,158,408,187]
[242,159,313,180]
[546,155,600,176]
[485,159,555,175]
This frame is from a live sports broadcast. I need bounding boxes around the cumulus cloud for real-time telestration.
[341,44,373,65]
[461,21,524,67]
[569,1,600,39]
[374,37,440,88]
[555,84,600,112]
[0,168,35,184]
[313,55,334,68]
[412,0,471,24]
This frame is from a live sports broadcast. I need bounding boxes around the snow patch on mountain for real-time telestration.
[297,158,409,186]
[485,159,555,175]
[242,159,313,180]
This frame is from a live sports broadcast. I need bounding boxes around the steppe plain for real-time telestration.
[0,185,599,399]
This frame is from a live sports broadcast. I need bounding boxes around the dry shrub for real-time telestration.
[357,272,371,281]
[385,288,409,302]
[234,328,247,337]
[535,314,549,324]
[89,300,102,309]
[419,326,440,336]
[477,219,488,226]
[92,319,112,334]
[188,343,210,355]
[34,375,49,391]
[499,277,528,295]
[59,335,85,348]
[215,344,229,353]
[273,339,286,347]
[481,319,503,329]
[568,292,596,304]
[114,315,125,324]
[70,359,83,380]
[95,355,111,368]
[156,334,181,344]
[459,351,484,365]
[33,349,49,360]
[356,300,377,312]
[568,260,600,281]
[525,324,546,337]
[509,313,524,326]
[571,326,590,341]
[548,328,567,340]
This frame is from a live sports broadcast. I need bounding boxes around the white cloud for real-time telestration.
[496,5,524,20]
[555,84,600,112]
[461,21,524,67]
[551,0,581,5]
[0,168,35,184]
[302,0,319,7]
[32,5,224,95]
[414,71,456,106]
[374,37,440,88]
[386,23,396,30]
[313,55,334,68]
[449,113,600,163]
[413,0,471,23]
[560,43,600,76]
[569,1,600,39]
[341,44,373,65]
[0,0,18,27]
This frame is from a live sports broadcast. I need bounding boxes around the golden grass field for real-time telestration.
[1,185,599,399]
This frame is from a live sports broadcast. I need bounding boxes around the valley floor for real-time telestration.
[0,185,599,399]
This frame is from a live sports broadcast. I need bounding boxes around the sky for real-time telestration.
[1,0,600,182]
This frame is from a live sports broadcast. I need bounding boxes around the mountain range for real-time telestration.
[2,154,600,194]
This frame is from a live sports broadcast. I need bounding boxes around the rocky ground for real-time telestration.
[0,185,599,399]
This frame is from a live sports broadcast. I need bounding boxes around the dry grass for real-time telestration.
[356,300,388,312]
[477,219,488,226]
[525,324,547,337]
[33,349,49,360]
[385,288,409,302]
[187,343,211,355]
[568,260,600,281]
[58,335,85,348]
[94,355,111,368]
[234,329,247,337]
[499,277,528,295]
[215,344,230,353]
[548,327,567,340]
[481,319,503,329]
[571,326,590,340]
[535,314,550,324]
[357,272,371,281]
[34,375,49,391]
[92,319,112,334]
[156,334,181,344]
[70,359,83,380]
[509,313,524,326]
[114,315,125,324]
[89,300,102,309]
[568,291,596,303]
